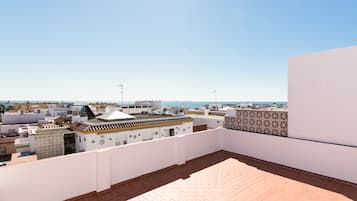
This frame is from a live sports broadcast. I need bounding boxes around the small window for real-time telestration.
[0,147,6,154]
[155,132,158,135]
[92,140,95,144]
[169,128,175,136]
[123,140,127,144]
[84,138,86,142]
[138,133,141,136]
[129,135,132,138]
[109,138,112,141]
[133,135,137,139]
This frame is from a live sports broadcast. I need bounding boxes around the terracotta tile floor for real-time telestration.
[77,151,357,201]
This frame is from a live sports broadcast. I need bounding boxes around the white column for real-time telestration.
[176,135,186,165]
[96,149,111,192]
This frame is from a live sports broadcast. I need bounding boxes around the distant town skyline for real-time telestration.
[1,1,357,101]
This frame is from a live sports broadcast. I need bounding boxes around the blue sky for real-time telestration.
[1,0,357,102]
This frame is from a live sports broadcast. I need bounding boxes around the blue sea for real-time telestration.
[160,101,287,109]
[0,100,287,109]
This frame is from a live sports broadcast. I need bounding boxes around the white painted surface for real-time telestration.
[190,115,224,129]
[109,136,178,184]
[96,149,111,192]
[1,113,45,124]
[222,129,357,184]
[3,128,357,201]
[76,122,193,152]
[184,129,222,161]
[0,152,97,201]
[289,46,357,146]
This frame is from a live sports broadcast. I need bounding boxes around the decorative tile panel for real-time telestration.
[224,109,288,137]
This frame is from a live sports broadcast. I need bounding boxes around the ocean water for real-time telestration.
[161,101,287,109]
[1,100,288,109]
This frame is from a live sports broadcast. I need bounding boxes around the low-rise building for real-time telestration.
[189,114,224,131]
[0,136,16,157]
[28,123,75,159]
[134,100,161,109]
[1,112,45,125]
[71,111,193,152]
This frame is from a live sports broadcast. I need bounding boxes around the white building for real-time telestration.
[1,112,45,125]
[189,114,224,129]
[120,105,154,114]
[134,100,161,109]
[72,111,193,152]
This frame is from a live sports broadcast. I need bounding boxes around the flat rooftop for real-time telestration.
[73,151,357,201]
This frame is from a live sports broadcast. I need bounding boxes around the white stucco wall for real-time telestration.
[2,128,357,201]
[109,137,178,184]
[184,129,223,161]
[0,151,97,201]
[190,115,224,129]
[222,129,357,184]
[289,46,357,146]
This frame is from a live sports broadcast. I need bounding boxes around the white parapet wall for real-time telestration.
[289,46,357,146]
[110,136,179,185]
[184,129,223,161]
[0,129,223,201]
[0,151,97,201]
[2,128,357,201]
[222,129,357,184]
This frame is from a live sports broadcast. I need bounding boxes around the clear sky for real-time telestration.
[1,0,357,102]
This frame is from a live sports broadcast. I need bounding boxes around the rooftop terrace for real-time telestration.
[73,151,357,201]
[1,128,357,201]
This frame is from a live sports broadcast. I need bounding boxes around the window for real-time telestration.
[109,138,112,141]
[0,147,6,154]
[138,133,141,136]
[129,135,132,138]
[99,140,105,145]
[92,140,95,144]
[169,128,175,136]
[84,138,86,142]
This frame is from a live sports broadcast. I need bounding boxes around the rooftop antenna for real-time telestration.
[119,84,124,106]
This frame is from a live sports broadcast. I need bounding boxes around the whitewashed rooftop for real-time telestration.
[96,111,136,121]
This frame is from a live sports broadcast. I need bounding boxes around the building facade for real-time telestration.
[72,116,193,152]
[28,124,75,159]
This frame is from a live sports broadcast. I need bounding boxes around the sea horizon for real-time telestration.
[0,100,288,109]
